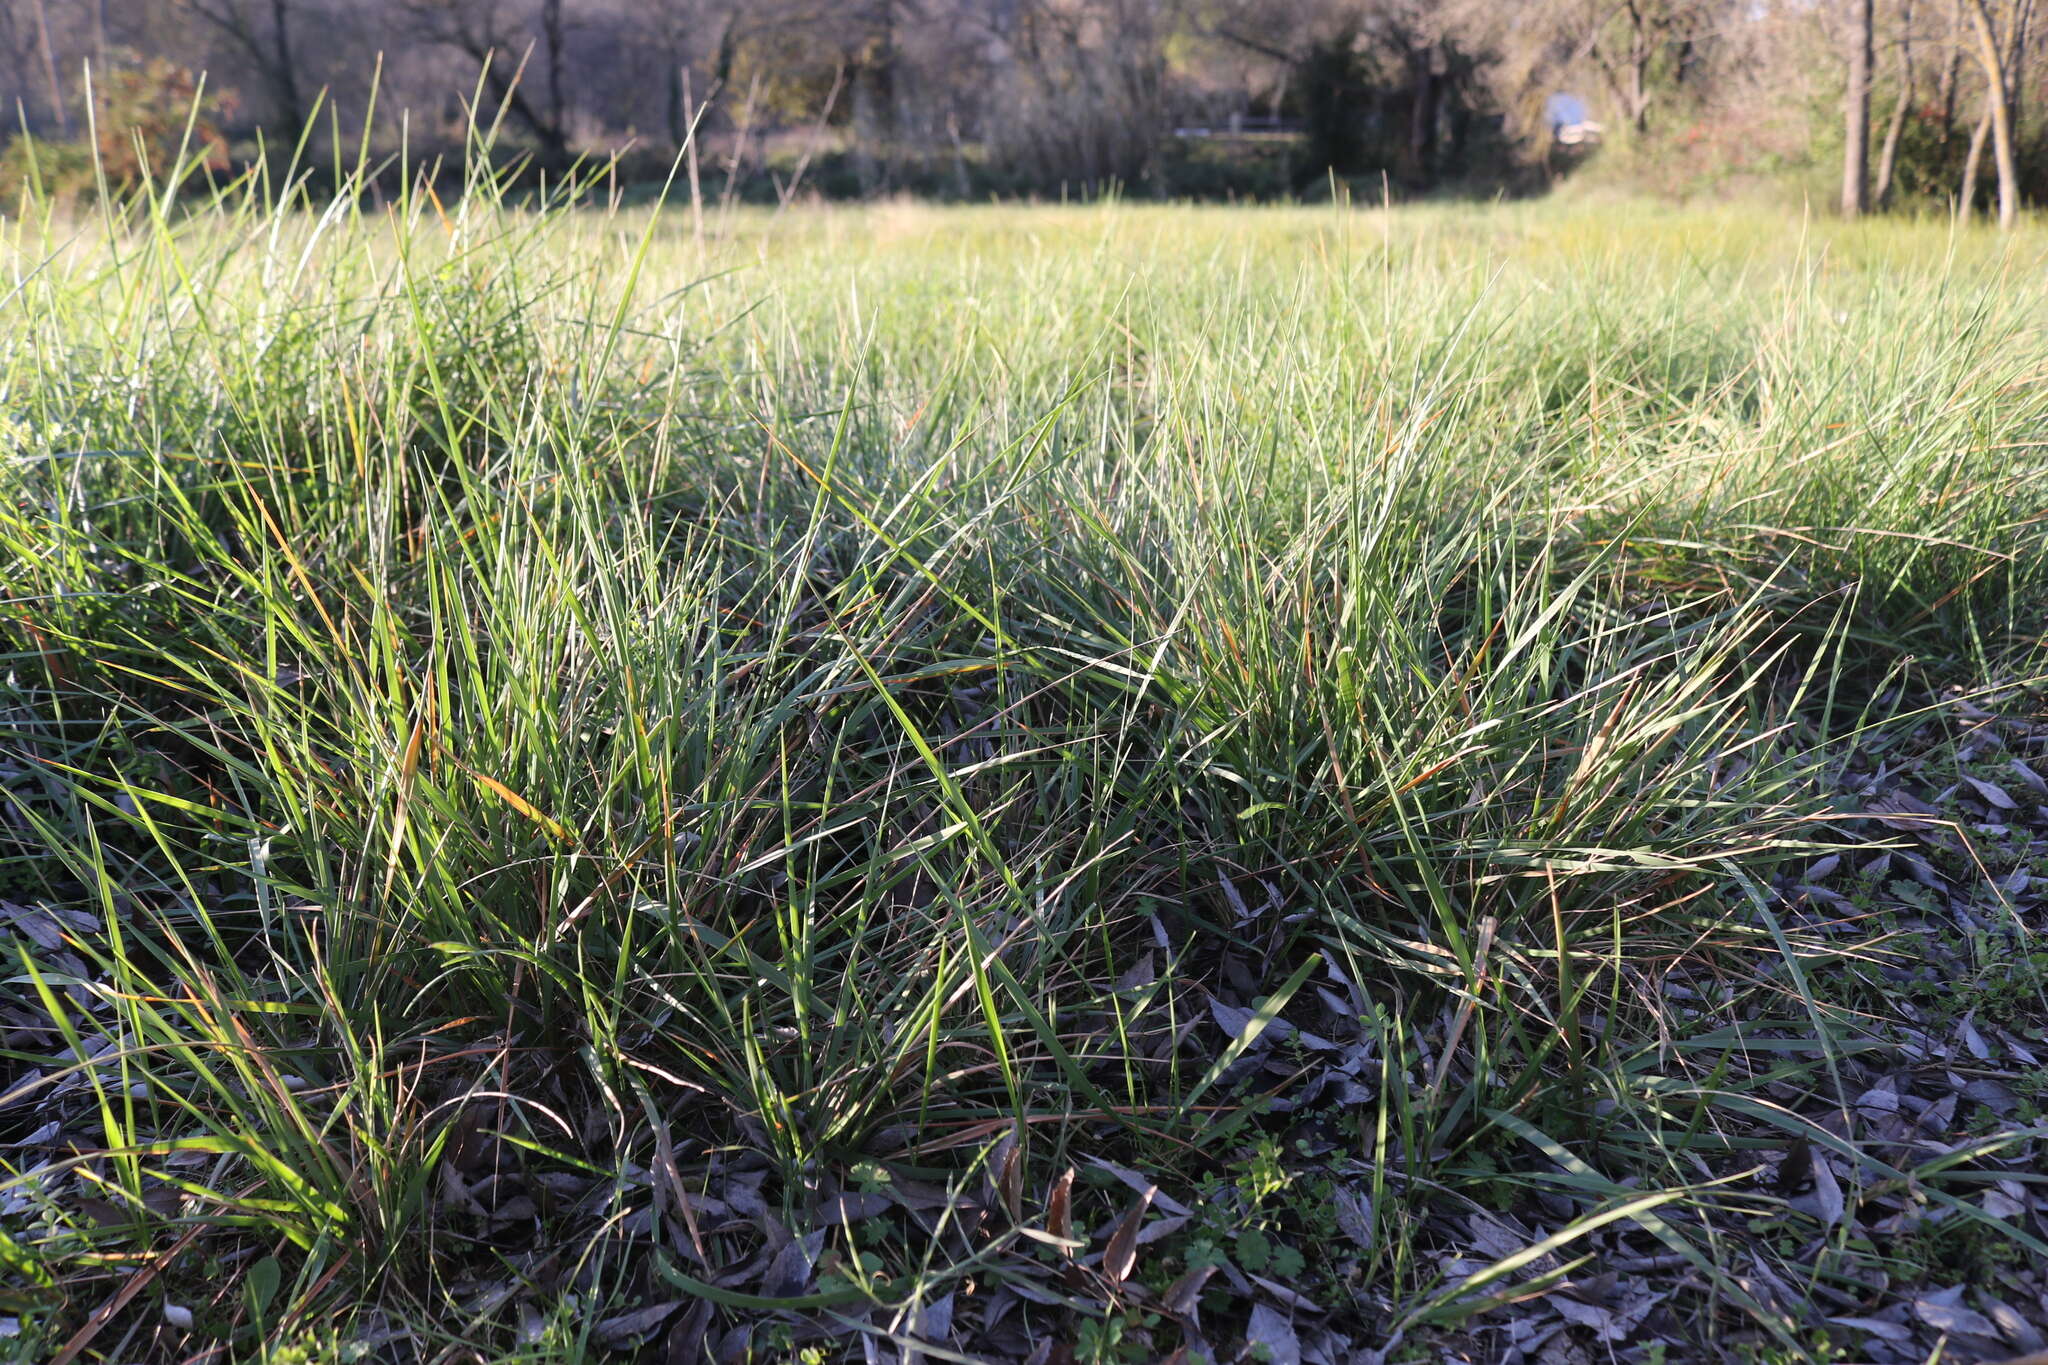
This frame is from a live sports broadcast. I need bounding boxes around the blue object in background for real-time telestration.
[1546,93,1590,132]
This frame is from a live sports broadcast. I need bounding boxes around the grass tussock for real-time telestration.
[3,158,2048,1363]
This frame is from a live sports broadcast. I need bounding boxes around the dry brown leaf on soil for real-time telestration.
[593,1300,682,1348]
[1044,1166,1075,1249]
[1101,1185,1155,1287]
[1242,1303,1300,1365]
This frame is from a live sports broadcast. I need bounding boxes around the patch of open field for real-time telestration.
[3,186,2047,1363]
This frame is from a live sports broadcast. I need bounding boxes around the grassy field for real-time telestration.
[4,171,2048,1364]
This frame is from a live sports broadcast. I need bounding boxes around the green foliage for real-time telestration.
[1295,26,1374,181]
[0,52,233,205]
[1,144,2045,1359]
[0,134,95,203]
[87,53,235,185]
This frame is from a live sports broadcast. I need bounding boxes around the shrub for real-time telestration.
[90,54,235,186]
[0,53,233,203]
[0,133,96,204]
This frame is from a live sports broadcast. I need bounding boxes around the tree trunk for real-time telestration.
[2007,0,2033,140]
[478,50,570,169]
[1587,16,1655,136]
[1960,93,1992,216]
[269,0,307,148]
[1939,0,1964,135]
[1844,0,1874,216]
[851,2,893,195]
[1964,0,2019,227]
[1408,46,1441,180]
[666,62,684,148]
[1627,46,1650,130]
[850,64,881,194]
[1622,0,1656,132]
[184,1,309,150]
[1875,0,1917,205]
[30,0,65,136]
[0,12,37,127]
[947,110,970,198]
[541,0,566,148]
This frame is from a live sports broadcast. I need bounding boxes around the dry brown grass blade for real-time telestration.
[1428,914,1498,1103]
[49,1220,207,1365]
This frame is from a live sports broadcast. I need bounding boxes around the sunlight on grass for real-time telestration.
[2,156,2046,1362]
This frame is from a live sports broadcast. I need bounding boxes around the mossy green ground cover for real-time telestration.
[3,180,2047,1362]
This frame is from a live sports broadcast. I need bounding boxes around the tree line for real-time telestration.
[2,0,2042,217]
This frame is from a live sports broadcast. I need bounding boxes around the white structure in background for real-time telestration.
[1545,93,1604,147]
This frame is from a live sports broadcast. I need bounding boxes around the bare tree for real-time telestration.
[1874,0,1915,204]
[1937,0,1963,133]
[847,0,894,194]
[981,0,1174,191]
[639,0,718,147]
[30,0,66,135]
[1844,0,1873,214]
[2003,0,2034,147]
[1479,0,1732,141]
[1581,0,1708,134]
[396,0,573,166]
[539,0,563,142]
[4,0,2021,211]
[0,4,40,129]
[1960,82,1993,211]
[178,0,309,146]
[1963,0,2017,225]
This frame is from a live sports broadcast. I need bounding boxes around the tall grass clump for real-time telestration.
[3,151,2046,1361]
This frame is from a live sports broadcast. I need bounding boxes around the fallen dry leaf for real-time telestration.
[594,1300,681,1348]
[1101,1185,1154,1286]
[1244,1303,1300,1365]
